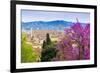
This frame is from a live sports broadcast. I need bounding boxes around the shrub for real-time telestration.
[21,33,39,63]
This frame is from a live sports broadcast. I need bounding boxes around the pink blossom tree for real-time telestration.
[55,20,90,61]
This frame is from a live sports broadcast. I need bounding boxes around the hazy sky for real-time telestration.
[21,10,90,23]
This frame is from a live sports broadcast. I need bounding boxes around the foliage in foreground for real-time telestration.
[55,21,90,60]
[41,33,58,61]
[21,33,39,63]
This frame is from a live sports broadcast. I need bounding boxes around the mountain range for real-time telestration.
[22,20,86,31]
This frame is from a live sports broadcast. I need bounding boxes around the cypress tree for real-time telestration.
[46,33,51,45]
[42,40,46,49]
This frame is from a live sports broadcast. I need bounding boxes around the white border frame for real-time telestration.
[16,4,94,69]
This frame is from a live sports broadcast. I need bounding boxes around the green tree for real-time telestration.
[46,33,51,45]
[42,40,46,49]
[41,33,58,61]
[41,48,57,61]
[21,33,39,63]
